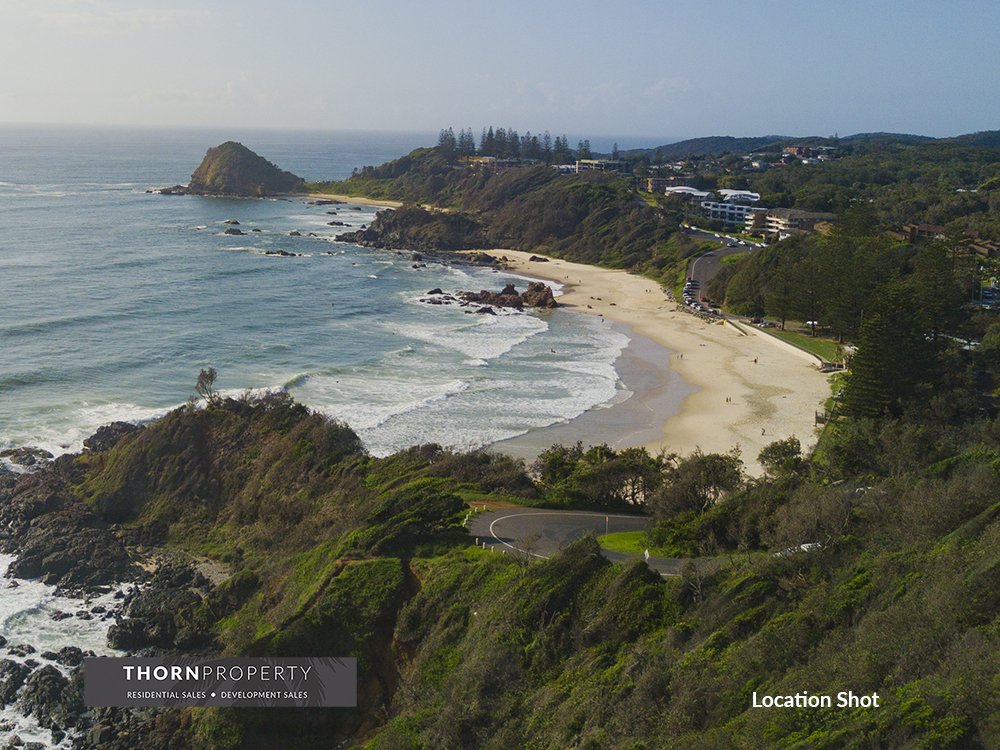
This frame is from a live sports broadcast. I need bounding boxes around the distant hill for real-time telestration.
[185,141,305,196]
[838,132,934,145]
[946,130,1000,148]
[620,132,942,161]
[620,135,792,161]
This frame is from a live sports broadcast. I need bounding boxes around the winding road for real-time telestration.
[467,506,716,576]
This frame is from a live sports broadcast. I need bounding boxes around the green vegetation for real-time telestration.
[766,327,844,362]
[597,530,672,557]
[61,129,1000,747]
[50,358,1000,748]
[187,141,305,197]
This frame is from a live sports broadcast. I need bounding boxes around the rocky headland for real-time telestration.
[155,141,305,197]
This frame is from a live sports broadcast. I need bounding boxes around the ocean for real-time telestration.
[0,124,630,462]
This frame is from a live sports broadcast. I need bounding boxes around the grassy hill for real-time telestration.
[7,379,996,748]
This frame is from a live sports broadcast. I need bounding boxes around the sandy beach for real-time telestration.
[308,192,403,208]
[487,249,833,476]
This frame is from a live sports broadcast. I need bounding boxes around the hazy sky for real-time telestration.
[2,0,998,142]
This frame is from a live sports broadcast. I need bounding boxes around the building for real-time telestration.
[646,175,697,192]
[969,238,1000,259]
[747,208,837,237]
[575,159,625,173]
[664,186,713,201]
[900,223,946,243]
[698,188,763,227]
[702,200,765,226]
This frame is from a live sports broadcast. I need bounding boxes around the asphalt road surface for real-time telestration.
[682,228,760,303]
[467,506,713,576]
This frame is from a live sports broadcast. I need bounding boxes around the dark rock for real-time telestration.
[40,647,85,667]
[223,219,240,225]
[0,472,137,589]
[307,199,343,206]
[263,249,299,257]
[327,220,347,227]
[0,659,31,706]
[0,636,6,648]
[223,228,245,236]
[427,288,443,295]
[18,665,85,729]
[521,281,558,308]
[251,228,262,233]
[475,307,497,315]
[51,611,73,622]
[412,253,423,261]
[107,564,212,651]
[0,447,53,467]
[528,255,550,262]
[288,230,302,237]
[457,281,557,310]
[8,644,35,657]
[83,422,140,453]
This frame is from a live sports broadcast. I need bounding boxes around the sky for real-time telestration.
[1,0,999,144]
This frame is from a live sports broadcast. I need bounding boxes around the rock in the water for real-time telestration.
[0,659,31,706]
[83,422,140,453]
[521,281,558,308]
[427,288,443,295]
[0,447,53,467]
[17,665,85,729]
[223,219,240,225]
[458,281,557,310]
[40,646,86,668]
[223,227,245,236]
[288,230,302,237]
[183,142,305,197]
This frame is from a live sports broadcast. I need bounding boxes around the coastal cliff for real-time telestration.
[1,393,996,748]
[163,141,305,197]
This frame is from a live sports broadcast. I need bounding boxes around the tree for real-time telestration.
[611,142,620,161]
[843,281,932,417]
[196,367,219,405]
[577,139,592,160]
[649,449,744,518]
[758,437,804,478]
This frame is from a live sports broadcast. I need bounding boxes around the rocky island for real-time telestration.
[156,141,305,197]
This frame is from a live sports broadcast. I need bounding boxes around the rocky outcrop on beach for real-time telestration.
[458,282,558,310]
[336,204,486,251]
[158,141,305,197]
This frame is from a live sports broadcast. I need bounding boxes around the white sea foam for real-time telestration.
[390,312,548,362]
[1,401,172,459]
[0,553,125,748]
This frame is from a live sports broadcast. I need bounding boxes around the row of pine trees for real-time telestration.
[438,126,616,164]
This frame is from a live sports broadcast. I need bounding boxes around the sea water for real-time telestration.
[0,125,634,746]
[0,124,629,461]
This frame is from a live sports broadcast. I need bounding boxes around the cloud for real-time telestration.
[642,76,691,99]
